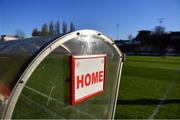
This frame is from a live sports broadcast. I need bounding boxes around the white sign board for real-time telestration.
[71,54,107,105]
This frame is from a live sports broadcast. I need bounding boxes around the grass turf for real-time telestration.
[12,54,120,119]
[115,56,180,119]
[5,55,180,119]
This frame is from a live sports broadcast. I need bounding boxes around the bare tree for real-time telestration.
[15,30,26,40]
[152,26,165,35]
[70,22,75,32]
[62,21,67,35]
[55,20,60,34]
[128,34,134,41]
[49,21,54,35]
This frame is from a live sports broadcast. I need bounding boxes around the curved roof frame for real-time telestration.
[1,29,123,119]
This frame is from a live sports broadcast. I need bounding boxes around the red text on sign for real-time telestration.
[76,71,104,89]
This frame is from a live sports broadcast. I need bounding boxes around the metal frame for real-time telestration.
[112,58,124,119]
[1,29,123,119]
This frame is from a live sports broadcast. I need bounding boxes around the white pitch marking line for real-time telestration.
[46,86,55,106]
[21,93,61,118]
[25,86,57,101]
[149,80,174,119]
[25,85,94,118]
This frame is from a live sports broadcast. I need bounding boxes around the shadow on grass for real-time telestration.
[117,99,180,105]
[127,59,180,65]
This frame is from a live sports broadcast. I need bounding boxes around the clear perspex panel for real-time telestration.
[0,30,122,119]
[0,35,60,116]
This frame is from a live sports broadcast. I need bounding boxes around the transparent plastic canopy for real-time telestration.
[0,30,123,119]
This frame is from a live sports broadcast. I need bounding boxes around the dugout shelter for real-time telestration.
[0,30,124,119]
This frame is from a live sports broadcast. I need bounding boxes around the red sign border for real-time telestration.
[71,54,107,105]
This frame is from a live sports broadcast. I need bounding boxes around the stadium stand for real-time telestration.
[115,31,180,55]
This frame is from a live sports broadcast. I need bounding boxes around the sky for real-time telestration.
[0,0,180,40]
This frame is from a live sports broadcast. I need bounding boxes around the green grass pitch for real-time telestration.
[115,56,180,119]
[8,55,180,119]
[12,55,119,119]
